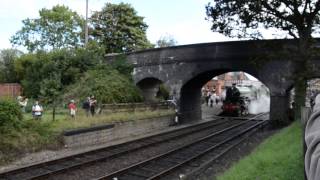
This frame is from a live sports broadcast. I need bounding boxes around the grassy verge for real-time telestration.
[217,121,304,180]
[23,108,174,131]
[0,108,174,166]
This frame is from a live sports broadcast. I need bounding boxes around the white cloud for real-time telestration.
[147,18,232,45]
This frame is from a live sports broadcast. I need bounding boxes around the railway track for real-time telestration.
[0,116,248,180]
[96,113,269,180]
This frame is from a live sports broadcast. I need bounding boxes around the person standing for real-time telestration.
[68,100,77,119]
[210,92,217,107]
[82,97,90,117]
[89,95,97,116]
[18,96,28,113]
[32,101,43,120]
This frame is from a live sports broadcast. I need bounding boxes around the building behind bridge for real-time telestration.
[203,72,251,96]
[0,83,21,98]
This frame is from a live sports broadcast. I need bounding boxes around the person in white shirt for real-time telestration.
[32,101,43,120]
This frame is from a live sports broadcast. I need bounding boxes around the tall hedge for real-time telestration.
[64,65,143,104]
[0,99,23,132]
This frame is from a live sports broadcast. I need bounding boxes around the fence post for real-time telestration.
[301,106,311,180]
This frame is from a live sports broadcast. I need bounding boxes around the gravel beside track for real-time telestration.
[44,118,242,180]
[94,113,269,180]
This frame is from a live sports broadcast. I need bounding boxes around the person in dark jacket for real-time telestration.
[82,97,90,117]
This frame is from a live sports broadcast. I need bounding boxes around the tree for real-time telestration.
[11,5,84,52]
[63,65,143,104]
[40,73,62,121]
[206,0,320,121]
[90,3,154,53]
[156,34,178,48]
[0,49,22,82]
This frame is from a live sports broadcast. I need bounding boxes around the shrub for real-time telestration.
[157,84,170,100]
[0,99,23,132]
[64,65,143,104]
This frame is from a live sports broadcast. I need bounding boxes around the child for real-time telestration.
[68,100,77,119]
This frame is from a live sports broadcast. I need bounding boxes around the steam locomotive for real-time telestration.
[220,85,250,117]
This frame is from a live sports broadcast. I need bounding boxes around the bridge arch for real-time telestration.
[106,39,320,125]
[178,69,271,122]
[136,77,165,102]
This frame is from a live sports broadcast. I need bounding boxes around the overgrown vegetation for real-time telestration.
[64,65,143,104]
[0,107,174,166]
[0,99,60,165]
[0,99,23,133]
[0,1,161,166]
[217,121,304,180]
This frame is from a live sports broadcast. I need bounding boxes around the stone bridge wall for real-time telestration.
[106,39,320,125]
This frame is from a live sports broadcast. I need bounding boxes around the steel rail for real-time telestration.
[0,116,227,180]
[95,113,268,180]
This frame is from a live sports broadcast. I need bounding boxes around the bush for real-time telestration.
[157,84,170,100]
[0,99,23,132]
[64,65,143,104]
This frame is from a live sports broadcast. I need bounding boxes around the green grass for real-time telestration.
[23,108,174,132]
[0,108,174,166]
[217,121,304,180]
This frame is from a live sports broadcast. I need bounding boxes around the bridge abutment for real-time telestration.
[179,88,202,123]
[270,94,290,126]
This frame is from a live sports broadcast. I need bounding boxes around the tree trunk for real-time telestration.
[52,105,56,121]
[294,32,311,121]
[294,77,307,121]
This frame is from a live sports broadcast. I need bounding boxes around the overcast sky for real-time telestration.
[0,0,238,50]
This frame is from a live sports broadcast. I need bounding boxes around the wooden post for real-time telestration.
[301,106,311,180]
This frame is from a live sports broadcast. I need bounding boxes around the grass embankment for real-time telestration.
[0,108,174,166]
[217,121,304,180]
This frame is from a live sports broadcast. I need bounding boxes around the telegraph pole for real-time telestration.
[85,0,89,46]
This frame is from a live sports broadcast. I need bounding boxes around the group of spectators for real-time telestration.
[65,95,98,119]
[16,95,98,120]
[202,88,220,107]
[81,95,98,117]
[17,96,43,120]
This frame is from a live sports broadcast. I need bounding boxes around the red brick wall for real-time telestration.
[0,83,22,98]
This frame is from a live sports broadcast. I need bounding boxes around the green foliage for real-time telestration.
[205,1,320,39]
[64,65,143,104]
[0,49,23,83]
[91,2,154,53]
[0,99,23,133]
[40,74,62,104]
[0,108,173,165]
[0,118,60,165]
[10,5,84,52]
[156,34,178,48]
[206,0,320,121]
[15,52,48,98]
[157,84,170,100]
[217,121,303,180]
[14,48,101,98]
[110,54,134,78]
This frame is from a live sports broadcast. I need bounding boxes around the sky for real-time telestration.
[0,0,237,50]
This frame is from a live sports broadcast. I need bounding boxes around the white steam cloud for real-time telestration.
[248,92,270,114]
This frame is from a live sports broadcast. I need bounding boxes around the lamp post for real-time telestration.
[85,0,89,46]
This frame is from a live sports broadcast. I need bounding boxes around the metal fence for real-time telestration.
[100,102,174,113]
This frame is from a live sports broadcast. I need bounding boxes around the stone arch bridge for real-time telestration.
[107,39,320,125]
